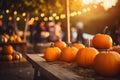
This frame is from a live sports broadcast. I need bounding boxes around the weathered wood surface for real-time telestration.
[26,54,84,80]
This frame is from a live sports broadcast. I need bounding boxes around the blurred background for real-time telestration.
[0,0,120,43]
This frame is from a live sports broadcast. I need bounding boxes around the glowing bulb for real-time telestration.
[9,16,12,21]
[49,16,53,21]
[6,9,10,14]
[52,13,57,17]
[16,17,20,21]
[60,14,66,19]
[22,12,26,17]
[40,13,45,17]
[55,16,59,20]
[14,11,17,15]
[77,11,82,15]
[43,17,48,21]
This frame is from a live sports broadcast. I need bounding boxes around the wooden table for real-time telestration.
[25,54,83,80]
[0,41,27,56]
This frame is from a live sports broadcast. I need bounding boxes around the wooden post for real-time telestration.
[66,0,71,43]
[23,13,30,42]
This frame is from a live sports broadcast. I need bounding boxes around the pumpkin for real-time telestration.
[0,35,8,43]
[92,33,113,49]
[76,47,98,68]
[94,51,120,76]
[16,36,22,42]
[8,36,15,42]
[60,43,78,62]
[2,45,15,55]
[12,52,22,61]
[54,40,66,50]
[44,43,61,61]
[72,43,85,50]
[2,55,13,61]
[111,45,120,54]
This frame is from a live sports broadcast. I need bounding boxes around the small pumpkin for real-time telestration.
[2,55,13,61]
[72,43,85,50]
[54,40,66,50]
[2,45,15,55]
[12,52,22,61]
[76,47,98,68]
[16,36,22,42]
[92,33,113,49]
[44,43,61,61]
[94,51,120,76]
[60,43,78,62]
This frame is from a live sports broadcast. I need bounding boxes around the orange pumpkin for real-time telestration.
[92,33,113,49]
[44,43,61,61]
[2,45,15,55]
[54,40,66,50]
[72,43,85,50]
[2,55,13,61]
[60,43,78,62]
[94,51,120,76]
[76,47,98,68]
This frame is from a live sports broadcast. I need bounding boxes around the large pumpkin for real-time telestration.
[2,45,15,55]
[54,40,66,50]
[60,43,78,62]
[92,33,113,49]
[76,47,98,68]
[44,43,61,61]
[94,51,120,76]
[2,55,13,61]
[72,43,85,50]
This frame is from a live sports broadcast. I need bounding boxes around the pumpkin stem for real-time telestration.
[67,42,72,47]
[103,26,108,34]
[50,42,54,47]
[86,38,91,47]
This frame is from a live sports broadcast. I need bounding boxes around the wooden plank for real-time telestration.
[26,54,84,80]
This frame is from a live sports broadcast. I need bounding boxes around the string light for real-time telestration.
[0,15,3,19]
[77,11,82,15]
[16,17,20,21]
[49,16,53,21]
[6,9,10,14]
[8,16,12,21]
[82,8,87,12]
[40,13,45,17]
[93,5,97,9]
[22,12,26,17]
[55,16,59,20]
[60,14,66,19]
[14,11,17,15]
[52,13,57,17]
[43,17,48,21]
[35,17,39,21]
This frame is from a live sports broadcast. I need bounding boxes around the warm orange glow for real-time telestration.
[0,15,3,19]
[9,16,12,21]
[43,17,48,21]
[81,0,118,10]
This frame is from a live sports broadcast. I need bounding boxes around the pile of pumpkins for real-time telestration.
[0,45,22,61]
[0,33,22,43]
[44,33,120,77]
